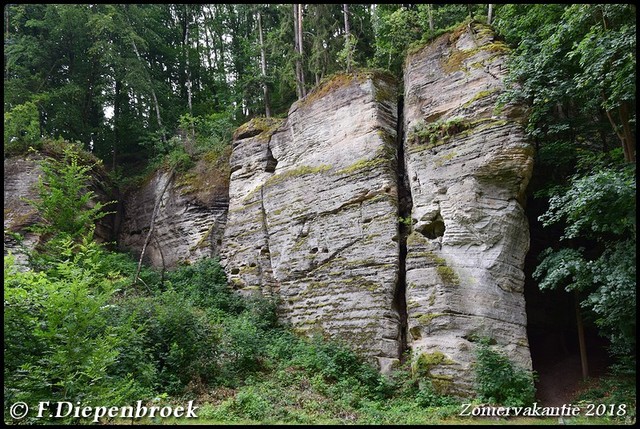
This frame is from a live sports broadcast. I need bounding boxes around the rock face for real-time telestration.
[4,156,44,266]
[402,22,534,393]
[220,72,404,369]
[220,23,535,392]
[118,158,229,268]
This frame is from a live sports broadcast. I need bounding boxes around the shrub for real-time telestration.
[474,339,537,407]
[3,248,150,424]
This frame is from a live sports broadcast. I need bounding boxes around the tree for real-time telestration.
[257,7,271,117]
[342,4,352,72]
[533,164,636,358]
[494,4,635,163]
[26,144,112,246]
[293,4,306,99]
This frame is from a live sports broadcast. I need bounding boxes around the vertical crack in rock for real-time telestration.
[259,171,278,296]
[394,96,412,362]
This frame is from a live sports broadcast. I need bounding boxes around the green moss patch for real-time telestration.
[265,164,332,187]
[233,117,284,142]
[413,351,455,379]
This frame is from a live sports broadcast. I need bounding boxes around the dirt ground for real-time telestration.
[534,352,611,406]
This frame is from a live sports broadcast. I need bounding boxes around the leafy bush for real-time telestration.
[474,339,537,407]
[4,101,42,155]
[4,247,150,424]
[25,144,113,245]
[534,165,636,356]
[164,258,240,311]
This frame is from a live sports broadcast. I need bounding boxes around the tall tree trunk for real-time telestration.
[618,101,635,163]
[428,4,434,34]
[130,36,166,145]
[183,5,195,152]
[113,79,121,171]
[487,4,494,25]
[257,9,271,117]
[184,7,193,117]
[575,291,589,381]
[603,96,636,163]
[297,4,306,97]
[293,4,303,99]
[343,4,352,73]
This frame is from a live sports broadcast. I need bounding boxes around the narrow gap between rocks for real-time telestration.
[394,96,412,363]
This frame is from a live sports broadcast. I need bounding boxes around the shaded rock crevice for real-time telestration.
[394,96,411,363]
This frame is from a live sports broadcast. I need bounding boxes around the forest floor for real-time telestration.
[535,353,610,407]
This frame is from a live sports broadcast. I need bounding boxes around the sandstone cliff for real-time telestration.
[4,21,535,395]
[221,22,534,394]
[402,22,534,393]
[118,154,229,268]
[220,73,403,370]
[4,155,45,266]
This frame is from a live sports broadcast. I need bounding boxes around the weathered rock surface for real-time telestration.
[221,72,404,368]
[402,22,534,394]
[118,157,229,268]
[4,156,44,266]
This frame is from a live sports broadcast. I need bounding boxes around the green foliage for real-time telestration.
[494,4,635,158]
[3,101,42,155]
[108,288,222,395]
[474,339,537,407]
[26,145,113,243]
[534,165,636,355]
[338,33,359,72]
[575,357,636,421]
[4,247,149,424]
[408,116,468,147]
[539,166,636,240]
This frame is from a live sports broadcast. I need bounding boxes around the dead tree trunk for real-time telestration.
[134,169,175,285]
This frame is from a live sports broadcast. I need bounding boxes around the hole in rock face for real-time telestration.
[409,326,422,340]
[265,147,278,173]
[417,213,445,239]
[310,247,318,254]
[230,268,240,275]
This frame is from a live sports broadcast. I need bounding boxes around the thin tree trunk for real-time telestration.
[130,36,166,145]
[297,4,306,97]
[183,6,195,151]
[257,9,271,117]
[134,169,174,285]
[575,291,589,381]
[184,8,193,117]
[487,4,494,25]
[428,4,434,34]
[293,4,303,99]
[618,100,635,163]
[113,79,121,170]
[343,4,352,73]
[603,97,636,163]
[5,7,9,79]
